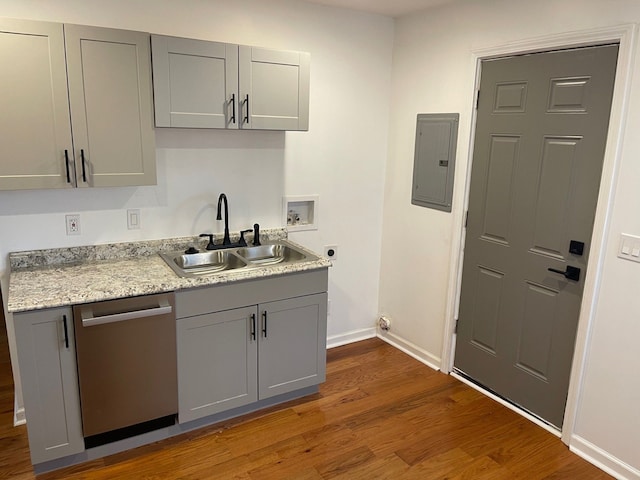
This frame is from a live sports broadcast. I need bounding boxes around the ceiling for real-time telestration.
[299,0,458,17]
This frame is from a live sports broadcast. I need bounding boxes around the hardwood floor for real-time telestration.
[0,328,611,479]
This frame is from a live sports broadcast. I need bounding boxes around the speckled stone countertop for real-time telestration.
[7,228,331,313]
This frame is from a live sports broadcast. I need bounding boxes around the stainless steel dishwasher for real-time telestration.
[73,292,177,447]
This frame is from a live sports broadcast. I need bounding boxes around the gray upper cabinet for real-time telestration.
[239,46,310,131]
[151,36,239,129]
[0,19,73,190]
[151,36,310,131]
[14,307,84,464]
[64,25,156,188]
[0,19,156,191]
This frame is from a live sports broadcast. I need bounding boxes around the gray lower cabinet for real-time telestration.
[13,307,84,464]
[175,270,328,423]
[177,306,258,423]
[259,294,327,399]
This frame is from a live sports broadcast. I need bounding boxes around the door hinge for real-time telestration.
[465,210,469,228]
[454,319,459,333]
[475,90,480,110]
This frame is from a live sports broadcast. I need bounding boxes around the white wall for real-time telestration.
[380,0,640,476]
[0,0,393,415]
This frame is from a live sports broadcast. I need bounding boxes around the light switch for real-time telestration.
[127,209,140,230]
[618,233,640,263]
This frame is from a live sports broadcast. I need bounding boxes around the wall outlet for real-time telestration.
[324,245,338,260]
[65,214,81,235]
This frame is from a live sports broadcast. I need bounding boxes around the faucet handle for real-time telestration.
[199,233,216,250]
[253,223,261,246]
[239,229,252,247]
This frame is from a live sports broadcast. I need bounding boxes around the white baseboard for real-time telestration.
[570,435,640,480]
[376,329,441,371]
[327,327,376,349]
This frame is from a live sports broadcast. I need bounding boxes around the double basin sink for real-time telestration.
[160,241,313,278]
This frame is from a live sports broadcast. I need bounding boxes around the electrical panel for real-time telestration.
[411,113,459,212]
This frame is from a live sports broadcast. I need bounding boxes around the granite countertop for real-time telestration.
[7,229,331,313]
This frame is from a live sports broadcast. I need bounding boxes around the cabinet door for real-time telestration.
[0,19,73,190]
[177,306,258,423]
[14,307,84,464]
[239,46,310,131]
[152,36,239,129]
[65,24,156,187]
[258,293,327,399]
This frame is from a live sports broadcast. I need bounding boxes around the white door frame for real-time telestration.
[440,24,637,444]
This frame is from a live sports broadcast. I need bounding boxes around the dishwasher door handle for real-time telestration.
[80,300,172,327]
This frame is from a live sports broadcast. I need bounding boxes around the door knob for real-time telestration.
[548,266,581,281]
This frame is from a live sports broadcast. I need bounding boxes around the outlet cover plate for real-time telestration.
[65,214,81,235]
[127,209,141,230]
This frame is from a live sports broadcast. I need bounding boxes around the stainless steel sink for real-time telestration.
[236,244,307,266]
[160,241,315,278]
[160,250,247,277]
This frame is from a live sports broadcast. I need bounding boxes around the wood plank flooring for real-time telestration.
[0,323,611,479]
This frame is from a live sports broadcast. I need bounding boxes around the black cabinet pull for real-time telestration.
[64,150,71,183]
[80,149,87,182]
[243,94,249,125]
[62,314,69,349]
[250,313,256,340]
[230,93,236,124]
[262,311,267,338]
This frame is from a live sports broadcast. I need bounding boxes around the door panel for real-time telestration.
[258,293,327,399]
[482,135,520,244]
[151,35,239,129]
[455,45,618,427]
[239,46,310,131]
[65,24,156,187]
[531,137,581,258]
[177,306,258,423]
[470,266,504,354]
[516,282,559,380]
[0,19,73,190]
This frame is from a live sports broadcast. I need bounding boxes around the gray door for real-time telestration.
[454,45,618,428]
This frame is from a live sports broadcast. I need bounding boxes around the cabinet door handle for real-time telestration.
[230,93,236,124]
[80,149,87,183]
[243,94,249,125]
[62,314,69,349]
[250,313,256,340]
[64,150,71,184]
[80,300,172,327]
[261,311,267,338]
